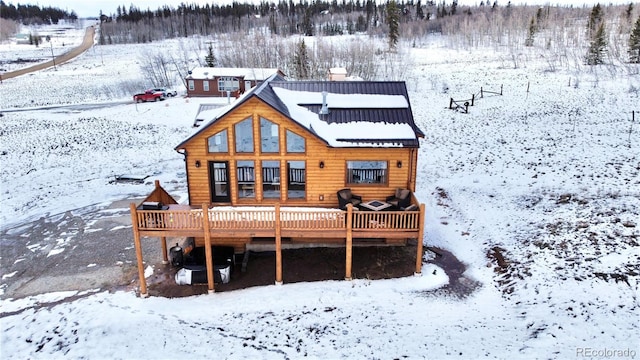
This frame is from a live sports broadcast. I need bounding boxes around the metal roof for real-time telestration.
[254,80,425,141]
[176,76,424,150]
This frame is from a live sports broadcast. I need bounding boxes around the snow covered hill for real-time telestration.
[0,22,638,359]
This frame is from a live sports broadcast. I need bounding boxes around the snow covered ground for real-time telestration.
[0,22,639,359]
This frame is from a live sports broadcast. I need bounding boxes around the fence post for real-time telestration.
[480,87,484,98]
[449,98,453,109]
[500,84,503,95]
[471,93,475,106]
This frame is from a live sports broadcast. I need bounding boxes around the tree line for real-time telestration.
[2,0,638,86]
[0,1,77,24]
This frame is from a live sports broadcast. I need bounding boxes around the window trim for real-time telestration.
[207,129,229,153]
[285,129,306,154]
[218,76,240,92]
[345,160,388,186]
[260,117,280,154]
[234,117,254,153]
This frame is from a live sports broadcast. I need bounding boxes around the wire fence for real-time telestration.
[449,85,503,113]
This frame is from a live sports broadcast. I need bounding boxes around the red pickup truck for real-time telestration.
[133,90,164,103]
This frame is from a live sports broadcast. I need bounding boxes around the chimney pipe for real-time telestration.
[319,91,329,115]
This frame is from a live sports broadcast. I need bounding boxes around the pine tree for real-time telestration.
[204,44,216,67]
[625,3,633,24]
[629,16,640,63]
[302,8,314,36]
[387,0,400,50]
[586,22,607,65]
[416,0,425,20]
[525,16,536,47]
[587,3,602,37]
[293,39,310,79]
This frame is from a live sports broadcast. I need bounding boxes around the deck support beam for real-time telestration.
[345,204,353,280]
[202,204,215,293]
[415,204,426,275]
[160,236,168,264]
[130,203,148,297]
[275,203,283,285]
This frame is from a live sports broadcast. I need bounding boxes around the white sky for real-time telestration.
[13,0,631,18]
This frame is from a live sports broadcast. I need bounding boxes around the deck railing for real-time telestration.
[133,206,421,234]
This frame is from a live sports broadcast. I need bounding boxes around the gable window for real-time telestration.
[262,160,280,199]
[218,77,239,92]
[188,80,195,91]
[260,117,279,153]
[286,130,305,153]
[234,117,254,153]
[287,161,306,199]
[207,130,228,153]
[203,80,209,92]
[346,161,387,185]
[237,160,255,198]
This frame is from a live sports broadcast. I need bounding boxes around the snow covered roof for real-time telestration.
[177,75,424,149]
[186,67,283,81]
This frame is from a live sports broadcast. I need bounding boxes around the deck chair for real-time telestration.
[337,188,362,210]
[386,188,412,209]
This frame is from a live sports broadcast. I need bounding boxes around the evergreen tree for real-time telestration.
[586,22,607,65]
[387,0,400,50]
[269,14,278,35]
[204,44,216,67]
[356,14,367,32]
[302,8,314,36]
[525,16,536,47]
[416,0,425,20]
[629,16,640,63]
[293,39,310,79]
[587,3,602,37]
[625,3,633,24]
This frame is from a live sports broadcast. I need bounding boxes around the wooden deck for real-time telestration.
[132,204,422,239]
[129,182,425,297]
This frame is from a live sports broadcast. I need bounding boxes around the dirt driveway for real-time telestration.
[1,25,96,81]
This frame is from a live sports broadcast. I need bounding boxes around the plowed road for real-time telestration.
[1,25,96,81]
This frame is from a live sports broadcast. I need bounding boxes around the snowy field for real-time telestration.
[1,21,639,359]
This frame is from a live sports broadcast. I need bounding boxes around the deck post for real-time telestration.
[415,203,426,275]
[129,203,148,298]
[160,237,168,264]
[345,204,353,280]
[202,204,215,293]
[275,203,283,285]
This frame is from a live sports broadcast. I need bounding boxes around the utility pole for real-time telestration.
[50,41,57,71]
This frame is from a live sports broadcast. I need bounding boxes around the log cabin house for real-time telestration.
[185,67,285,98]
[130,74,426,296]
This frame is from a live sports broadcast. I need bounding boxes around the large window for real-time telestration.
[346,161,387,185]
[237,160,255,198]
[218,77,239,92]
[203,80,209,92]
[286,130,305,153]
[234,117,254,153]
[207,130,228,153]
[188,80,195,91]
[287,161,306,199]
[262,160,280,199]
[260,117,279,153]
